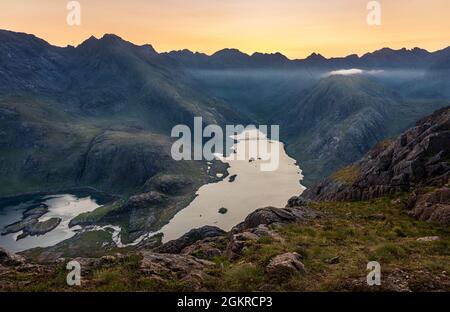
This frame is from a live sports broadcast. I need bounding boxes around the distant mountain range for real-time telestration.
[164,45,450,70]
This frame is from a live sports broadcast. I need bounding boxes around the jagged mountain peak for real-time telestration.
[76,33,157,55]
[305,52,327,61]
[251,51,289,63]
[364,46,431,57]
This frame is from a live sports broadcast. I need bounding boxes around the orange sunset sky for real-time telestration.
[0,0,449,59]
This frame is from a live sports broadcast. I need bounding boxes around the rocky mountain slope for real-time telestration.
[2,194,450,292]
[0,29,245,242]
[301,106,450,225]
[279,75,448,185]
[0,30,245,197]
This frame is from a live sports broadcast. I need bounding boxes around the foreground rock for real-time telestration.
[140,251,215,290]
[222,207,319,260]
[180,236,225,260]
[155,226,226,254]
[266,252,306,277]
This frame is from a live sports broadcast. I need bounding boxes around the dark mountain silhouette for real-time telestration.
[165,45,449,70]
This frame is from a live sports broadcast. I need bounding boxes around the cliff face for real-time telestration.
[300,106,450,224]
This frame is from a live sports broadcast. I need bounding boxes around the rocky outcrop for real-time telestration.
[151,206,319,261]
[302,106,450,202]
[232,206,320,233]
[225,232,259,260]
[180,236,225,260]
[220,207,320,260]
[225,224,283,260]
[155,226,226,254]
[406,187,450,225]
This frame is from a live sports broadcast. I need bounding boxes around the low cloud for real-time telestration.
[328,68,364,76]
[325,68,386,77]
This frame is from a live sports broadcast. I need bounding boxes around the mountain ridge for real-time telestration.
[2,28,449,68]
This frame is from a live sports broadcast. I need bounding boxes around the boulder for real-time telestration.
[181,237,225,260]
[265,252,306,276]
[225,225,283,260]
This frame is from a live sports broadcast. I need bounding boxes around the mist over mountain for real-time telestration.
[277,74,448,185]
[173,48,450,185]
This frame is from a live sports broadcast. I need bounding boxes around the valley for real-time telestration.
[0,29,450,282]
[3,105,449,292]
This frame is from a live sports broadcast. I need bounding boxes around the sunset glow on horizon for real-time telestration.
[0,0,449,59]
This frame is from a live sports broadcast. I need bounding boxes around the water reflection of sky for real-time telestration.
[0,194,101,252]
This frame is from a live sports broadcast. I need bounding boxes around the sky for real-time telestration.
[0,0,449,59]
